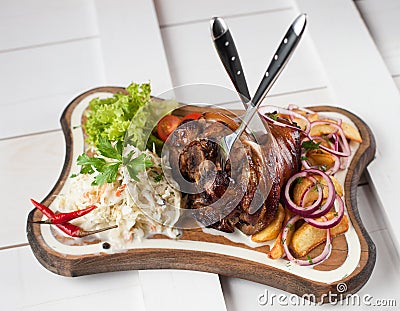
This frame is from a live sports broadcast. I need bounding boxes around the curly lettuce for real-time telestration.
[83,82,151,145]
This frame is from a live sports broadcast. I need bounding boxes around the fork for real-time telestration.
[216,14,307,169]
[210,17,251,108]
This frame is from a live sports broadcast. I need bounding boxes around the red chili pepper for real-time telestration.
[30,199,117,237]
[55,222,118,238]
[30,199,55,218]
[30,200,96,224]
[51,205,97,223]
[30,199,96,224]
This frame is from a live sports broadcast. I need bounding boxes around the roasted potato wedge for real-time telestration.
[292,117,308,131]
[252,204,285,242]
[268,208,293,259]
[291,108,307,116]
[293,177,314,205]
[290,213,349,257]
[306,113,319,122]
[289,110,318,131]
[329,176,344,197]
[293,175,343,206]
[306,149,336,170]
[317,119,362,143]
[309,123,335,137]
[342,122,362,142]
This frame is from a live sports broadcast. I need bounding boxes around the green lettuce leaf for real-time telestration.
[83,82,151,146]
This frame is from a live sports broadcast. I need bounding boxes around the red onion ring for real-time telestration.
[305,195,345,229]
[278,106,354,266]
[287,105,343,128]
[301,169,336,218]
[301,156,311,170]
[287,104,315,115]
[314,113,343,126]
[282,215,332,266]
[320,134,336,149]
[331,132,339,152]
[299,175,318,207]
[309,121,351,157]
[283,171,323,216]
[258,105,311,134]
[338,137,350,169]
[301,151,340,175]
[326,154,340,175]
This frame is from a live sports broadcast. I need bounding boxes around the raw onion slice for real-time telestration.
[258,105,310,134]
[301,169,336,218]
[283,171,323,216]
[287,105,343,127]
[315,113,343,126]
[299,176,318,207]
[305,194,345,229]
[301,147,340,175]
[287,104,316,115]
[282,215,332,266]
[284,168,336,219]
[325,153,340,175]
[330,132,339,152]
[338,137,350,169]
[309,120,351,157]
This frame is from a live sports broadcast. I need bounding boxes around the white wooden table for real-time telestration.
[1,1,399,310]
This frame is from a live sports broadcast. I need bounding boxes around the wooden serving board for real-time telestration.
[27,87,376,303]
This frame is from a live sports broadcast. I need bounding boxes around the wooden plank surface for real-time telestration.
[0,131,65,248]
[160,8,327,101]
[221,227,400,310]
[355,0,400,76]
[154,0,291,26]
[0,39,105,139]
[0,246,146,310]
[0,0,98,51]
[94,0,172,96]
[139,270,227,311]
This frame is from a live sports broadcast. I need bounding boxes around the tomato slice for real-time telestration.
[157,115,181,141]
[181,112,203,123]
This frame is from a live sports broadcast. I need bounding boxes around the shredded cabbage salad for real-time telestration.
[56,147,181,248]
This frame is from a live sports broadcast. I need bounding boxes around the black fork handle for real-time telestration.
[211,17,251,107]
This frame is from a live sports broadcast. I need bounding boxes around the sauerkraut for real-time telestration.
[55,147,181,249]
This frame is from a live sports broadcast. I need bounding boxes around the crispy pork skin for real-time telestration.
[167,115,301,234]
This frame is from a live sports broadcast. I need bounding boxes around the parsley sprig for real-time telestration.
[267,111,278,121]
[76,137,153,186]
[301,139,321,151]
